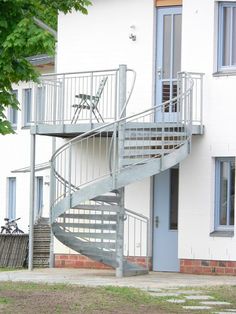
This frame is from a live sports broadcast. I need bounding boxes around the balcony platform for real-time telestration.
[31,122,203,138]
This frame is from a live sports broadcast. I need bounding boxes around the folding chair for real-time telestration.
[71,76,108,123]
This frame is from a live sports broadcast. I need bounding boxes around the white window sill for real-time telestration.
[210,230,234,237]
[213,70,236,77]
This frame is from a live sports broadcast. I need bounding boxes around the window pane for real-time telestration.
[37,87,45,122]
[8,90,18,128]
[163,15,171,79]
[230,161,235,225]
[8,177,16,220]
[169,168,179,230]
[222,7,231,66]
[219,161,228,225]
[24,89,32,125]
[232,8,236,65]
[173,14,182,78]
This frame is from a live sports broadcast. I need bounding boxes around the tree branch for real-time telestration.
[33,17,57,39]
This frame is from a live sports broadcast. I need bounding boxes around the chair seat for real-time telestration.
[75,94,98,101]
[73,104,91,110]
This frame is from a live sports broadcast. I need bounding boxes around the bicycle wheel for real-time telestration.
[12,229,24,234]
[1,227,11,234]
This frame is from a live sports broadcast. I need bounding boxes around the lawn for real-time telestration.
[0,282,236,313]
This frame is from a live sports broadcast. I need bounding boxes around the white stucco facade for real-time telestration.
[0,75,52,232]
[1,0,236,271]
[43,0,236,266]
[179,0,236,261]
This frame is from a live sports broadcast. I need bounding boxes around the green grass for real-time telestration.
[0,267,22,272]
[0,282,235,313]
[0,297,10,304]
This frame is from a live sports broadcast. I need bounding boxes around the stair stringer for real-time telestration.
[51,141,189,275]
[51,142,189,222]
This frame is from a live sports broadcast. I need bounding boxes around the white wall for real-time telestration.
[54,0,155,255]
[179,0,236,261]
[57,0,155,115]
[0,81,52,232]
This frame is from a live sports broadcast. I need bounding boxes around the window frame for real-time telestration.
[35,176,44,220]
[8,90,18,130]
[218,2,236,72]
[7,177,16,220]
[215,157,235,231]
[22,88,32,128]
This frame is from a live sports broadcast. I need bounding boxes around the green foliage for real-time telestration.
[0,0,91,135]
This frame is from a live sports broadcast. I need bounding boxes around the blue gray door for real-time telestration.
[153,168,179,272]
[156,7,182,122]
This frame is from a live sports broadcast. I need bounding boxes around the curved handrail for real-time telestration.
[52,72,193,161]
[51,72,194,209]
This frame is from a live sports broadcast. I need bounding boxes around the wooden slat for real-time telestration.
[0,234,28,267]
[156,0,182,7]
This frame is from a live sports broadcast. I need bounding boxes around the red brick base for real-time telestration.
[54,254,151,270]
[180,259,236,275]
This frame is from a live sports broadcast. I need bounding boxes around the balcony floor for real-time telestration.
[31,122,203,138]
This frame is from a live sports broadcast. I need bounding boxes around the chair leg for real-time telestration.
[95,109,104,123]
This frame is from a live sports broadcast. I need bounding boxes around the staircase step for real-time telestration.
[91,195,121,204]
[123,140,183,147]
[72,204,120,211]
[125,122,184,130]
[123,148,164,157]
[125,131,186,138]
[55,230,116,240]
[60,213,117,221]
[57,222,116,231]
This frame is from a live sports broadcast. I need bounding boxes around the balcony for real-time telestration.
[30,66,204,138]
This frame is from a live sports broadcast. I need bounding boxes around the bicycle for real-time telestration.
[1,217,24,234]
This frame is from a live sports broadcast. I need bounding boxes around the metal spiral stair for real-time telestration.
[50,71,196,276]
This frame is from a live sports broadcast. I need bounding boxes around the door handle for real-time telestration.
[157,68,162,79]
[155,216,159,228]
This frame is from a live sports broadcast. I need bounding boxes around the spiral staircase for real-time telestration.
[32,67,203,276]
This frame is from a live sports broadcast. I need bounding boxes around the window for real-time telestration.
[218,2,236,71]
[169,168,179,230]
[35,176,43,220]
[8,90,18,129]
[215,157,235,230]
[36,87,45,122]
[7,177,16,220]
[23,88,32,127]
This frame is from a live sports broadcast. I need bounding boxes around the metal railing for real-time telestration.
[51,72,200,207]
[181,72,204,128]
[124,208,149,270]
[50,71,203,274]
[32,67,136,125]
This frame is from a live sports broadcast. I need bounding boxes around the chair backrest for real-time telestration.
[94,76,108,103]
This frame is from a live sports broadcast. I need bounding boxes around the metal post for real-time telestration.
[29,134,36,271]
[116,188,125,278]
[115,64,127,277]
[118,64,127,119]
[49,137,56,268]
[90,72,94,124]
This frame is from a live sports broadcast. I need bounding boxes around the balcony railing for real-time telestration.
[31,67,204,131]
[32,67,137,126]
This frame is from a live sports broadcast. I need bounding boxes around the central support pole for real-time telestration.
[116,64,127,278]
[49,137,56,268]
[29,134,36,271]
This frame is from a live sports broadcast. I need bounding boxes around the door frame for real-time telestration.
[152,5,182,272]
[155,6,182,122]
